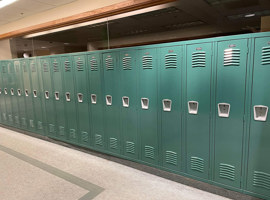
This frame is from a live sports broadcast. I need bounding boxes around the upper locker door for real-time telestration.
[9,60,19,127]
[51,56,66,140]
[138,48,159,165]
[103,52,121,154]
[214,39,249,188]
[186,43,212,179]
[88,53,105,149]
[120,50,138,159]
[61,55,78,144]
[30,58,44,134]
[40,57,56,137]
[159,46,182,171]
[4,61,12,125]
[0,61,8,124]
[74,54,91,147]
[247,36,270,198]
[7,61,15,126]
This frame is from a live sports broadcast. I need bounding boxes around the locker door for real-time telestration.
[74,54,91,147]
[214,39,249,188]
[6,61,14,125]
[0,61,8,124]
[120,50,138,159]
[159,46,182,171]
[30,58,44,134]
[88,53,105,149]
[103,52,121,154]
[22,59,35,132]
[40,57,56,137]
[9,61,20,127]
[61,56,78,144]
[12,61,21,127]
[51,57,66,140]
[0,60,3,123]
[186,43,212,179]
[247,37,270,197]
[138,48,158,165]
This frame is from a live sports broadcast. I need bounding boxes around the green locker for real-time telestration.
[50,56,66,140]
[186,43,212,179]
[138,48,159,165]
[22,59,35,132]
[3,61,13,125]
[214,39,249,188]
[0,61,8,124]
[0,60,3,123]
[119,49,138,159]
[73,54,91,147]
[40,57,56,137]
[30,58,44,134]
[87,53,105,149]
[8,60,20,127]
[246,36,270,198]
[159,46,182,171]
[61,55,78,144]
[103,52,121,154]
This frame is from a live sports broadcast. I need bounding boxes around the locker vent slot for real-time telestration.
[33,90,37,98]
[123,57,132,70]
[2,65,7,73]
[95,134,103,146]
[91,94,97,104]
[53,62,59,72]
[90,58,98,71]
[261,46,270,65]
[76,59,84,71]
[191,157,204,173]
[70,129,76,139]
[43,63,49,72]
[49,124,55,133]
[10,88,14,96]
[165,54,177,68]
[126,141,135,154]
[55,92,59,100]
[253,171,270,190]
[31,63,36,72]
[64,61,71,72]
[219,163,235,181]
[59,126,65,136]
[142,55,153,69]
[192,51,206,67]
[81,131,88,142]
[2,113,6,121]
[165,151,177,165]
[254,105,268,121]
[8,115,13,123]
[224,48,240,66]
[109,138,118,149]
[105,57,114,70]
[37,121,43,130]
[145,145,155,159]
[21,117,26,126]
[15,116,19,124]
[30,119,34,128]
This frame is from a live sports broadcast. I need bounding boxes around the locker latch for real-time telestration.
[122,96,129,108]
[106,95,112,106]
[17,89,21,96]
[45,91,49,99]
[10,88,14,96]
[218,103,230,118]
[254,105,268,121]
[25,89,29,97]
[33,90,37,98]
[4,88,7,95]
[91,94,97,104]
[163,99,172,112]
[141,98,149,110]
[55,92,59,100]
[65,92,71,102]
[77,93,83,103]
[188,101,199,114]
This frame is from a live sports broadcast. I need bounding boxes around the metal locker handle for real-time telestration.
[33,90,37,98]
[163,99,172,112]
[17,89,21,96]
[0,88,2,95]
[122,96,129,108]
[106,95,112,106]
[4,88,7,95]
[91,94,97,104]
[141,98,149,110]
[218,103,230,118]
[10,88,14,96]
[25,89,29,97]
[254,105,268,121]
[78,93,83,103]
[65,92,71,102]
[188,101,199,114]
[45,91,49,99]
[55,92,59,100]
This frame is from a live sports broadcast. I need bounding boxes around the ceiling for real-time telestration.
[0,0,76,25]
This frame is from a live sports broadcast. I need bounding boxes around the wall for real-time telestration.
[0,39,12,60]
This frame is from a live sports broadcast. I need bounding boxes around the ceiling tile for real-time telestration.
[35,0,76,6]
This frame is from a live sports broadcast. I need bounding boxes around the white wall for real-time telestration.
[0,39,12,60]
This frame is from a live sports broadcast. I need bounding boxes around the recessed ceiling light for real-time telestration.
[64,43,70,45]
[0,0,18,9]
[41,47,47,49]
[245,13,255,18]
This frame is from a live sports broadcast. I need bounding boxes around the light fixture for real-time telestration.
[0,0,18,9]
[41,46,47,49]
[245,13,255,18]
